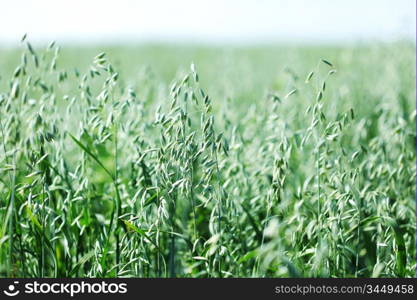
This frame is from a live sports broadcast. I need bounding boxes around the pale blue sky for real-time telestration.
[0,0,415,44]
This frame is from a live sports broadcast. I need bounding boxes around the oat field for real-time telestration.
[0,39,415,277]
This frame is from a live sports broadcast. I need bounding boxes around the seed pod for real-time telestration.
[321,59,333,67]
[305,71,314,83]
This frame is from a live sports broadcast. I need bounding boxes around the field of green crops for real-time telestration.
[0,40,415,277]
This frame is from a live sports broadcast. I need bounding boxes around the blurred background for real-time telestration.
[0,0,415,45]
[0,0,415,106]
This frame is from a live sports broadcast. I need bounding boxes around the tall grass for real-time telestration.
[0,40,415,277]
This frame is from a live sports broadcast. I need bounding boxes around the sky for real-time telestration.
[0,0,415,45]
